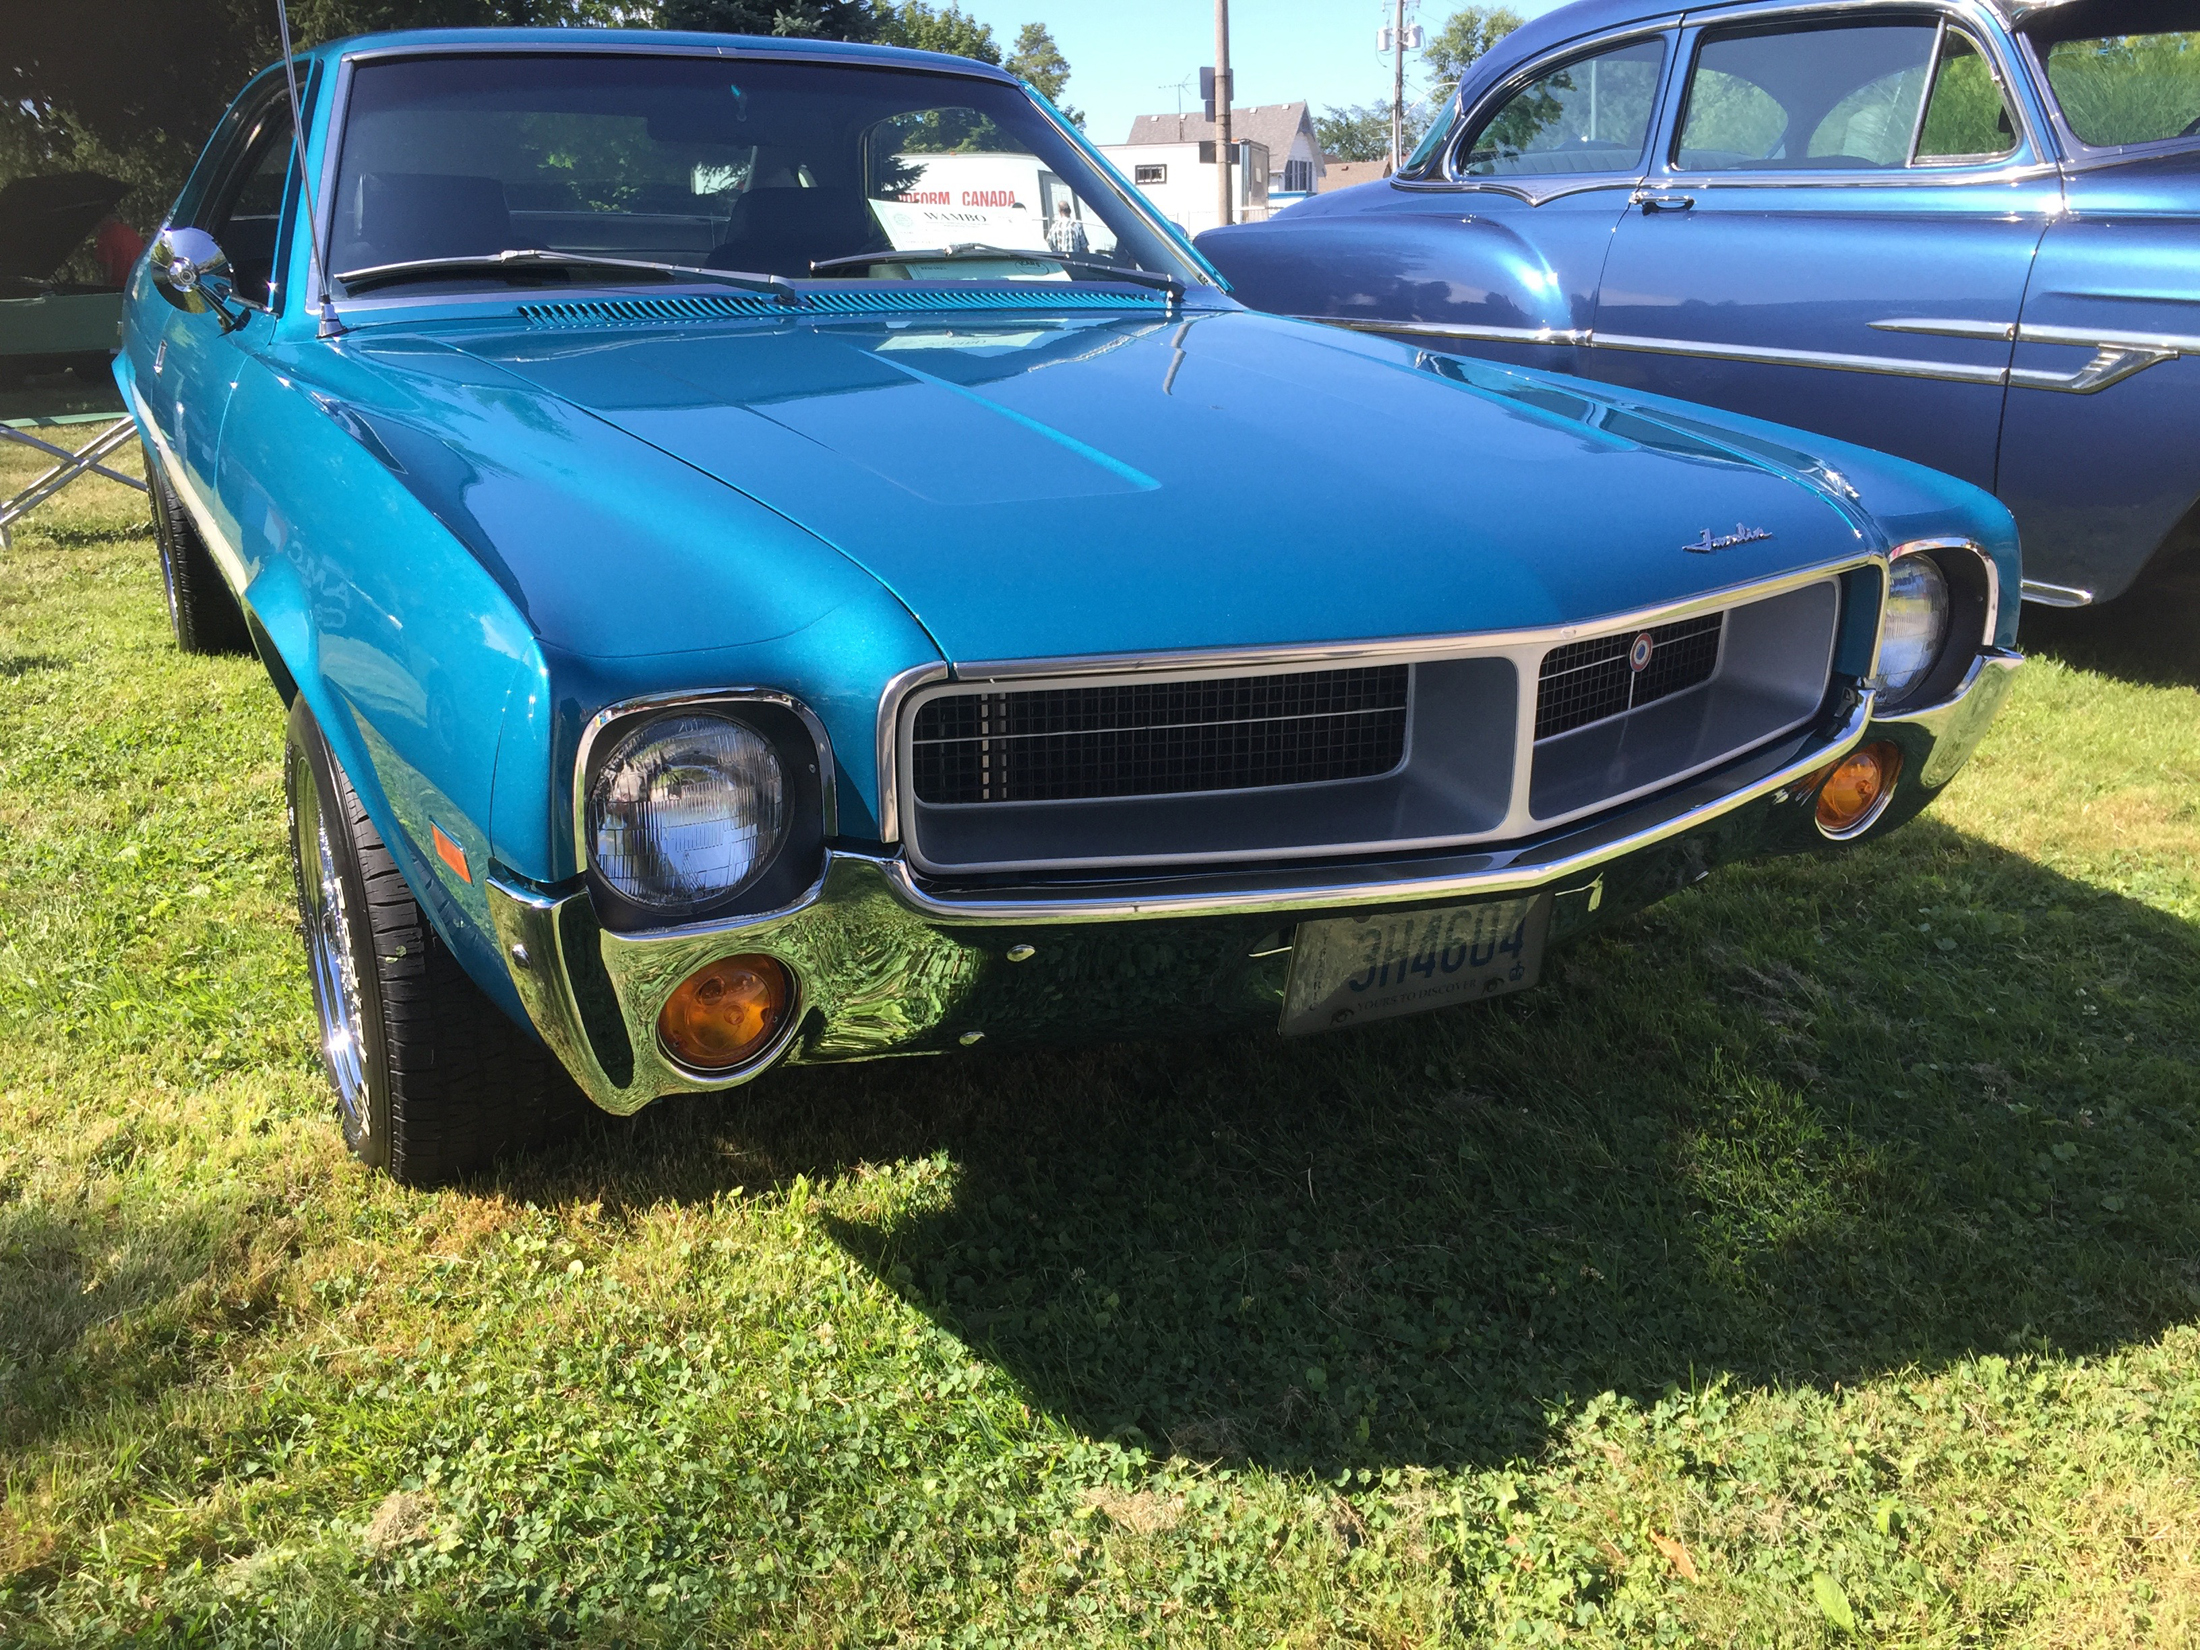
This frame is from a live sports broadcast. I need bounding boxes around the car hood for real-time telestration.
[427,305,1873,664]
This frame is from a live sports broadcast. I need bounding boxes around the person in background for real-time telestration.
[94,214,145,288]
[1046,197,1088,258]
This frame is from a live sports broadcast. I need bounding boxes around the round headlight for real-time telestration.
[586,714,787,909]
[1879,554,1951,704]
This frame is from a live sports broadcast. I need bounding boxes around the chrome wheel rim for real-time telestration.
[295,775,370,1131]
[158,541,179,631]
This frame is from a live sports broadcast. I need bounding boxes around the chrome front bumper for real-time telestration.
[487,650,2020,1115]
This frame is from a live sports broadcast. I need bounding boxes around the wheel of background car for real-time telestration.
[283,698,585,1186]
[142,439,253,656]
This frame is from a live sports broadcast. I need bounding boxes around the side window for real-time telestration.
[202,102,296,306]
[1460,39,1667,177]
[1916,30,2019,160]
[1679,22,1939,169]
[1678,18,2020,172]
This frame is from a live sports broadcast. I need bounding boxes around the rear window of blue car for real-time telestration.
[2036,16,2200,148]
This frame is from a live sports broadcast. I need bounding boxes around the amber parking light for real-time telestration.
[1816,741,1903,838]
[658,954,791,1070]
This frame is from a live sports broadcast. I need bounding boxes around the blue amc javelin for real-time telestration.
[124,28,2020,1183]
[1200,0,2200,610]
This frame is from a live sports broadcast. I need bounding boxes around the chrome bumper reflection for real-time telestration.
[490,652,2018,1115]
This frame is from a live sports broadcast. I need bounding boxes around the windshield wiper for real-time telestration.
[335,249,798,303]
[808,243,1186,299]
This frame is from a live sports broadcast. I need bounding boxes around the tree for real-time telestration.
[2,0,617,243]
[1423,5,1526,97]
[877,2,999,62]
[1316,101,1433,163]
[655,0,880,38]
[1004,22,1081,126]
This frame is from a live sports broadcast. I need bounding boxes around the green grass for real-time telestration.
[3,443,2198,1646]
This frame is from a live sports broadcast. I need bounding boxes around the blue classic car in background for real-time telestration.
[1200,0,2200,609]
[125,28,2020,1183]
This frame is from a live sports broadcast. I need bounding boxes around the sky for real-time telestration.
[945,0,1574,145]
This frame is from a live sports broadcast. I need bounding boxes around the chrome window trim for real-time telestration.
[2012,22,2200,167]
[886,554,1878,874]
[1662,2,2047,177]
[1438,26,1679,188]
[571,686,839,885]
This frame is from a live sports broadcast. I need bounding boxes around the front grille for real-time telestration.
[1534,612,1724,740]
[911,665,1409,805]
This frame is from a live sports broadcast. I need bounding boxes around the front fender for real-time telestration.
[1200,207,1583,341]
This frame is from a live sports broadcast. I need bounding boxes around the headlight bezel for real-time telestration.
[575,690,835,934]
[1875,539,1999,713]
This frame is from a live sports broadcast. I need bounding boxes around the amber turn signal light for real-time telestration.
[1815,741,1903,837]
[658,954,790,1070]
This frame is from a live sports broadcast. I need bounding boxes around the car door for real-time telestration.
[1198,28,1676,377]
[1421,28,1679,374]
[1586,6,2058,493]
[131,82,297,546]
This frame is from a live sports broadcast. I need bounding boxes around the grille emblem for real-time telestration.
[1628,632,1655,672]
[1685,523,1775,554]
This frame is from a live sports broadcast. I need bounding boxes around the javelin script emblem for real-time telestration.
[1685,523,1776,554]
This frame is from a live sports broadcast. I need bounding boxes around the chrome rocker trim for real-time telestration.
[2020,578,2095,608]
[491,653,2015,1118]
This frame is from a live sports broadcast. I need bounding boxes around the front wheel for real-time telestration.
[284,700,583,1185]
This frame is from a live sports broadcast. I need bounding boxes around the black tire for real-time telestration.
[284,699,585,1186]
[143,437,253,656]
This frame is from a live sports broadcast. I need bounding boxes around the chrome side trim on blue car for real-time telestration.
[1305,315,2200,397]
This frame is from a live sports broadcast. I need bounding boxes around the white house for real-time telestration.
[1120,103,1325,212]
[1095,137,1271,236]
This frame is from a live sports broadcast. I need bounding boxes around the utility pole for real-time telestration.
[1391,0,1408,172]
[1214,0,1233,228]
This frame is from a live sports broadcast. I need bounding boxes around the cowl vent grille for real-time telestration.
[516,286,1169,329]
[518,294,782,326]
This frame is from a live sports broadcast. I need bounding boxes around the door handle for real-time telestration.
[1632,191,1695,214]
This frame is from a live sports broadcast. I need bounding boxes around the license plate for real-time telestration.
[1279,895,1550,1036]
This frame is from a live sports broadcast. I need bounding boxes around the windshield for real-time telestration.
[2027,1,2200,148]
[328,52,1203,293]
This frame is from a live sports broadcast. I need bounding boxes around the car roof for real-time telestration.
[299,25,1021,84]
[1453,0,2047,116]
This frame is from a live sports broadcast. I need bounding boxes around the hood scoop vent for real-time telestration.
[517,285,1170,330]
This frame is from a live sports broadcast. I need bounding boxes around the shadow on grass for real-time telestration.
[0,1186,300,1452]
[2021,545,2200,692]
[509,816,2200,1474]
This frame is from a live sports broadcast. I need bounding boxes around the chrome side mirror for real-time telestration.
[150,225,243,331]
